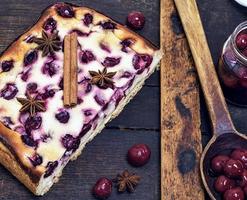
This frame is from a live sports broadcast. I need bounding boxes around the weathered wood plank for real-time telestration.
[160,0,204,199]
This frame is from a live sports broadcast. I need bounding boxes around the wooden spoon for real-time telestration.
[174,0,247,199]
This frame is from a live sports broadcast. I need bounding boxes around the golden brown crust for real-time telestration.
[0,142,38,194]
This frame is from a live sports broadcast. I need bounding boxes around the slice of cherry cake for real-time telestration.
[0,3,162,195]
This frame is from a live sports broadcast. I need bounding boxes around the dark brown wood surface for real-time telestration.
[0,0,246,200]
[160,0,204,199]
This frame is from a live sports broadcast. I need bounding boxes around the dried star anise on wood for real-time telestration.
[33,31,61,57]
[17,94,46,116]
[115,170,141,193]
[89,67,116,89]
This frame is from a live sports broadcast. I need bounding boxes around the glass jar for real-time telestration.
[218,21,247,106]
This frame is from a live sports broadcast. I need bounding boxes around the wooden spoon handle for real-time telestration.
[174,0,235,135]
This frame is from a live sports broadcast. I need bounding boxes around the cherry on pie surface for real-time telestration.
[0,2,162,195]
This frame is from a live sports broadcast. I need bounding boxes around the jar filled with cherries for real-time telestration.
[218,21,247,106]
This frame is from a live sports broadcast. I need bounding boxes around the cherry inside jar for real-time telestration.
[218,21,247,106]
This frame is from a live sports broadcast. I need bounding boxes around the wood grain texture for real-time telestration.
[160,0,204,199]
[174,0,235,135]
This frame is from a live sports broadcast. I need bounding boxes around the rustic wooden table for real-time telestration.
[0,0,246,200]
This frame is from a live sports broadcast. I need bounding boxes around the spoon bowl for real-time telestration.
[201,132,247,199]
[174,0,247,199]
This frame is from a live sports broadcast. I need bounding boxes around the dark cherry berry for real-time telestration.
[211,155,229,174]
[56,3,74,18]
[44,161,58,178]
[80,50,95,63]
[24,50,38,66]
[101,21,116,30]
[132,54,153,74]
[29,154,43,167]
[42,62,57,77]
[127,11,145,30]
[1,60,13,72]
[83,13,93,26]
[224,159,244,178]
[2,117,13,128]
[120,39,133,53]
[21,135,37,147]
[223,187,244,200]
[26,82,38,93]
[127,144,151,167]
[102,57,121,67]
[239,170,247,187]
[92,178,112,199]
[230,149,247,169]
[0,83,18,100]
[55,110,70,123]
[236,32,247,50]
[25,116,42,133]
[214,175,235,193]
[42,89,55,100]
[61,134,80,151]
[43,17,57,31]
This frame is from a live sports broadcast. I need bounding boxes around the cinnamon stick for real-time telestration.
[63,34,71,107]
[70,32,78,106]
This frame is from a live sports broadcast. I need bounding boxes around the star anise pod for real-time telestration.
[16,94,46,116]
[89,67,116,89]
[115,170,141,193]
[32,31,61,57]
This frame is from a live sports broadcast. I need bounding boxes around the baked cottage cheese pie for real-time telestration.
[0,2,162,195]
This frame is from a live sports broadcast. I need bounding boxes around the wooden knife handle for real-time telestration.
[174,0,235,135]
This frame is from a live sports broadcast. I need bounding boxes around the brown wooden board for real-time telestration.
[160,0,204,199]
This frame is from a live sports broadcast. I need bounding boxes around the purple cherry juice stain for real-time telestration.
[101,21,116,30]
[42,62,58,77]
[132,54,153,74]
[102,57,121,67]
[100,43,111,53]
[121,71,132,78]
[70,29,90,37]
[21,135,37,147]
[112,90,124,106]
[21,67,32,81]
[94,94,106,106]
[120,39,133,53]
